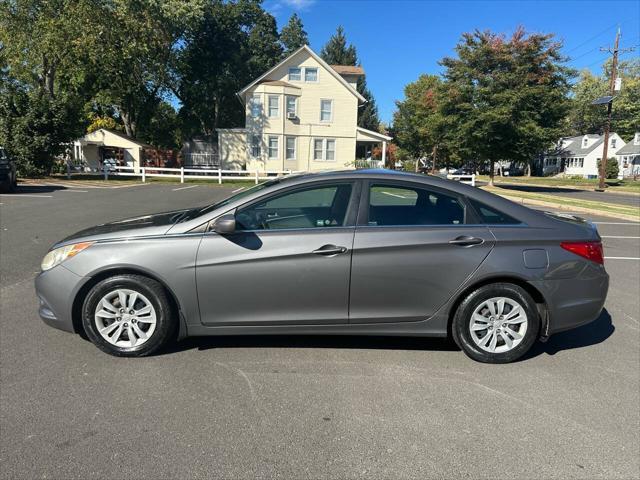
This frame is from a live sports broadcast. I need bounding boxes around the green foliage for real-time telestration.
[280,13,308,55]
[320,26,380,131]
[393,75,448,164]
[568,59,640,139]
[597,157,619,179]
[174,0,283,136]
[0,88,83,176]
[87,116,119,134]
[438,27,574,174]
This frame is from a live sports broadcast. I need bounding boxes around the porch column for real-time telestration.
[382,141,387,166]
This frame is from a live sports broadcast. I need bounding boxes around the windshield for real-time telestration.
[178,179,280,222]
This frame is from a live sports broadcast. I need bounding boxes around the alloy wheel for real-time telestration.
[469,297,528,353]
[94,289,157,348]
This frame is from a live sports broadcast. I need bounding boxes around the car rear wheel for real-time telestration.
[452,283,540,363]
[82,274,176,357]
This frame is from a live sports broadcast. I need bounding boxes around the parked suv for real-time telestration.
[0,147,17,192]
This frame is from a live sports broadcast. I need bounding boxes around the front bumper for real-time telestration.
[532,264,609,335]
[34,265,88,333]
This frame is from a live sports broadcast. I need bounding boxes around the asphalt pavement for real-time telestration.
[1,181,639,479]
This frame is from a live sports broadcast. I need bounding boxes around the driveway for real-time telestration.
[1,183,638,479]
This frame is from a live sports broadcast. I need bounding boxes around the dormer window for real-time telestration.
[635,133,640,145]
[583,137,588,147]
[288,67,301,81]
[611,138,616,148]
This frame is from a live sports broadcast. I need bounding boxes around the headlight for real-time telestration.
[41,242,94,271]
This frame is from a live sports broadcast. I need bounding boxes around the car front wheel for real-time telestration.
[82,274,176,357]
[453,283,540,363]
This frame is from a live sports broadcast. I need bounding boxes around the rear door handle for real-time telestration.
[312,244,347,256]
[449,236,484,246]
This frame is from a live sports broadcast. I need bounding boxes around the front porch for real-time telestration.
[355,127,392,168]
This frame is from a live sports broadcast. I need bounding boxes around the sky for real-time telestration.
[263,0,640,124]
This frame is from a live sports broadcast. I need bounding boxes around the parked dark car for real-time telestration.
[0,147,17,192]
[35,170,609,363]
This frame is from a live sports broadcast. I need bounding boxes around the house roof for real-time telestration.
[616,140,640,155]
[257,80,300,88]
[237,45,366,103]
[79,128,153,148]
[548,134,607,156]
[330,65,365,76]
[356,127,392,142]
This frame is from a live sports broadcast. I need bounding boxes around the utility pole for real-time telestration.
[596,28,634,190]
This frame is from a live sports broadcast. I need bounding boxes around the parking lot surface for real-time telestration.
[1,182,639,479]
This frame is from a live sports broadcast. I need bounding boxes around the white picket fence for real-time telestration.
[105,165,302,184]
[446,174,476,187]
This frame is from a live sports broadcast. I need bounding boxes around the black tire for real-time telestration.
[452,283,540,363]
[82,274,176,357]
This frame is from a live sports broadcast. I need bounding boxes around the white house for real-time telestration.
[616,132,640,177]
[543,133,626,178]
[217,45,391,172]
[72,128,151,172]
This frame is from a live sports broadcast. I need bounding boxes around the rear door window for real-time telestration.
[367,184,465,226]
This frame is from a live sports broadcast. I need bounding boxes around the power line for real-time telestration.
[564,23,618,55]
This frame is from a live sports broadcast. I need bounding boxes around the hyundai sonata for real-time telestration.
[35,170,609,363]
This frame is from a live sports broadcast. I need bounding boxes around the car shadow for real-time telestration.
[523,308,614,360]
[13,184,68,194]
[161,309,614,359]
[161,333,459,356]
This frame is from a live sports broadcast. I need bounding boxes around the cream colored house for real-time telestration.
[217,45,391,172]
[72,128,150,172]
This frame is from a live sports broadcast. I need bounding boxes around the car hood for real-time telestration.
[55,208,191,247]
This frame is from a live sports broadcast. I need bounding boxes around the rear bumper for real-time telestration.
[34,265,87,333]
[531,264,609,335]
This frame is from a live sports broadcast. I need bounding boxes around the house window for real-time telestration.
[250,94,262,117]
[579,158,584,167]
[320,99,333,122]
[286,137,296,160]
[326,139,335,160]
[583,138,588,147]
[313,138,336,161]
[288,67,301,81]
[251,135,261,157]
[268,95,279,118]
[268,136,279,159]
[313,139,324,160]
[305,67,318,82]
[286,96,297,116]
[611,138,616,148]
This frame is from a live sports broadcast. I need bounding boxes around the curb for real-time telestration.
[497,194,640,222]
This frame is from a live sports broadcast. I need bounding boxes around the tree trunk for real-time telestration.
[489,159,495,187]
[120,109,137,138]
[431,144,438,174]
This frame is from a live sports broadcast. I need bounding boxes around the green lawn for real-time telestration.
[482,186,640,220]
[476,175,640,194]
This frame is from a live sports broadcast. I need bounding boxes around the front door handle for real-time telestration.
[312,244,348,256]
[449,236,484,246]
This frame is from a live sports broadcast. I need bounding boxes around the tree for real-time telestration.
[440,27,574,184]
[597,157,619,179]
[280,13,308,55]
[174,0,282,136]
[568,59,640,140]
[392,75,449,170]
[320,26,380,131]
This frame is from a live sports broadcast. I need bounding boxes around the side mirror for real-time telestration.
[212,214,236,235]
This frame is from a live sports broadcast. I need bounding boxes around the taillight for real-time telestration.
[560,241,604,264]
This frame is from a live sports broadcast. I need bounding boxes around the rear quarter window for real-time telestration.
[469,199,520,225]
